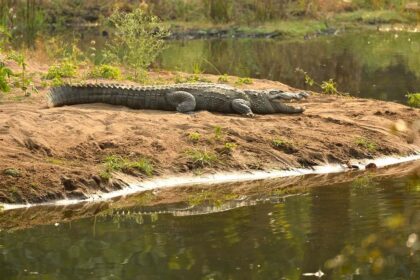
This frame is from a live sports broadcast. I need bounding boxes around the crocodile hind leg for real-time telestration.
[232,99,254,117]
[166,91,197,113]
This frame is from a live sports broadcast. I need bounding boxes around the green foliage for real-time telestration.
[217,74,229,83]
[188,132,202,143]
[271,138,295,153]
[45,61,77,80]
[0,25,11,52]
[406,93,420,108]
[105,8,169,81]
[321,79,339,95]
[213,125,224,141]
[186,149,219,168]
[7,51,36,96]
[0,62,13,92]
[235,77,253,85]
[103,155,154,177]
[3,168,21,177]
[89,64,121,80]
[223,142,237,153]
[355,137,378,152]
[296,68,344,96]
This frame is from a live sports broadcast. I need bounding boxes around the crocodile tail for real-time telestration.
[47,83,132,108]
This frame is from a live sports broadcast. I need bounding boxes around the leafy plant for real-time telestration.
[321,79,339,95]
[105,8,169,81]
[406,93,420,108]
[186,149,218,168]
[355,137,377,152]
[271,138,296,154]
[89,64,121,80]
[222,142,237,154]
[7,51,36,96]
[296,68,345,96]
[235,77,253,85]
[214,125,224,141]
[0,62,13,92]
[188,131,202,142]
[218,74,229,83]
[45,61,77,81]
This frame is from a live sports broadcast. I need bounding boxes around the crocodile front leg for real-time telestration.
[166,91,197,113]
[232,99,254,117]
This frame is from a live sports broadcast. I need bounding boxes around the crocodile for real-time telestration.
[47,83,309,116]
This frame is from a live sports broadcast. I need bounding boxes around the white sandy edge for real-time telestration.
[1,154,419,211]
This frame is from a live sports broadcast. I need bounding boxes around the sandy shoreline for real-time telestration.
[1,153,419,211]
[0,73,419,204]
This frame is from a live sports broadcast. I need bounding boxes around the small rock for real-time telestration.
[365,163,377,169]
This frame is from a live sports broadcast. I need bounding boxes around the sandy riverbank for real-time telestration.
[0,73,419,204]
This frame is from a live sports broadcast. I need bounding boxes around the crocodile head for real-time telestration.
[246,89,308,114]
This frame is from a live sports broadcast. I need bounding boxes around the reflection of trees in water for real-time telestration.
[0,176,419,279]
[160,34,420,103]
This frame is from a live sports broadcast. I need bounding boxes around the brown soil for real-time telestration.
[0,71,419,204]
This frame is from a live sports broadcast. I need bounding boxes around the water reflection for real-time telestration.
[0,172,418,279]
[158,32,420,103]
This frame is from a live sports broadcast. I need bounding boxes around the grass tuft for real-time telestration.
[355,137,377,152]
[186,149,218,168]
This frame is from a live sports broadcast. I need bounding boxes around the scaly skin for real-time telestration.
[48,83,309,115]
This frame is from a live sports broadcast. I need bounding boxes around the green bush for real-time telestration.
[407,93,420,108]
[105,8,169,81]
[45,61,77,80]
[0,62,13,92]
[89,64,121,80]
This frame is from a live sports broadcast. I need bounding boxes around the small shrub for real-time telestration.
[321,79,339,95]
[214,125,224,141]
[222,142,237,154]
[89,64,121,80]
[105,8,169,81]
[355,137,377,152]
[99,170,112,181]
[271,138,296,154]
[407,93,420,108]
[0,62,13,92]
[186,149,218,168]
[45,61,77,80]
[218,74,229,83]
[3,168,21,177]
[188,132,201,142]
[235,77,253,85]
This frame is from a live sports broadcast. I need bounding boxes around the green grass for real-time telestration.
[186,149,219,168]
[213,126,224,141]
[103,155,154,177]
[355,137,378,152]
[223,142,237,152]
[407,93,420,108]
[272,138,293,149]
[3,168,21,177]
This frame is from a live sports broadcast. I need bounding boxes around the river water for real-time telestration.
[0,172,419,279]
[158,32,420,104]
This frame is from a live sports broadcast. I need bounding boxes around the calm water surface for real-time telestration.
[0,174,419,279]
[158,32,420,104]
